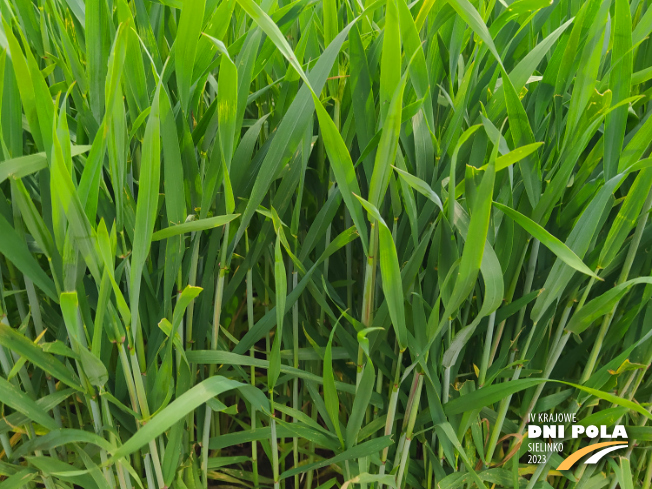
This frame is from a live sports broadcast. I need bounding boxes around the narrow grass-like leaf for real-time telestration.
[393,166,443,211]
[152,215,239,241]
[313,95,368,253]
[0,376,58,431]
[494,202,600,279]
[269,234,287,392]
[604,0,633,180]
[0,213,57,301]
[345,362,375,447]
[0,146,91,185]
[280,437,393,480]
[0,324,82,391]
[129,83,162,335]
[566,277,652,334]
[599,168,652,268]
[368,75,407,211]
[176,0,206,113]
[444,379,545,416]
[108,377,246,462]
[355,195,408,350]
[445,136,498,317]
[323,320,344,447]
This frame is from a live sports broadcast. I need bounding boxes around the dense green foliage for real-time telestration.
[1,0,652,487]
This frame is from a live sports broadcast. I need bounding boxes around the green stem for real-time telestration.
[246,231,259,488]
[379,350,404,482]
[131,353,166,487]
[518,301,574,434]
[202,222,231,486]
[485,239,539,465]
[292,271,300,489]
[478,311,496,387]
[271,412,280,489]
[644,458,652,489]
[359,223,378,387]
[345,209,353,310]
[396,373,423,488]
[102,394,130,489]
[582,189,652,382]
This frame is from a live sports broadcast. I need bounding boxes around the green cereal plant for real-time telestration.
[1,0,652,487]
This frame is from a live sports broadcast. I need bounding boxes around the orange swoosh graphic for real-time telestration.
[556,441,627,471]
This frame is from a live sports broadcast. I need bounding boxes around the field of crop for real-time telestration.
[1,0,652,487]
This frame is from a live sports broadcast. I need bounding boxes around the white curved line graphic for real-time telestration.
[584,444,628,464]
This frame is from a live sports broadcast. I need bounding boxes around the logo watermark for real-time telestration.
[526,412,628,469]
